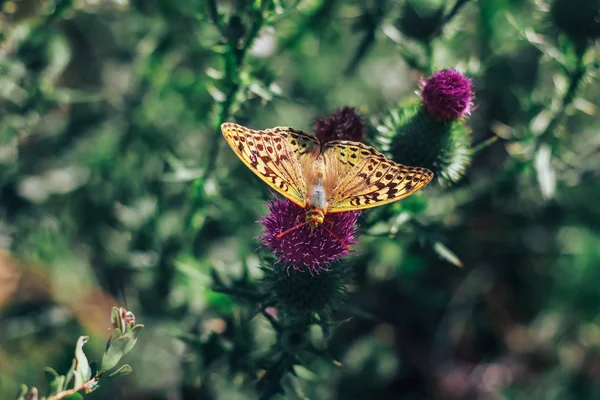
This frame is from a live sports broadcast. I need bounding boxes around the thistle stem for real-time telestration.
[443,0,471,25]
[344,0,386,76]
[257,352,296,400]
[212,286,265,302]
[472,135,499,154]
[259,305,281,331]
[277,0,339,52]
[203,1,273,181]
[206,0,225,35]
[538,44,588,148]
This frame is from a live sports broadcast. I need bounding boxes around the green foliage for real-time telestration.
[551,0,600,41]
[100,307,144,371]
[15,308,142,400]
[397,0,445,42]
[1,0,599,399]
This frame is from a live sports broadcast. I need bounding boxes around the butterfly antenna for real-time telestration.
[321,224,350,252]
[276,222,308,239]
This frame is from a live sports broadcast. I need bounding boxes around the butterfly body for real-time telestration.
[309,178,326,210]
[221,122,434,233]
[305,156,328,228]
[294,147,351,229]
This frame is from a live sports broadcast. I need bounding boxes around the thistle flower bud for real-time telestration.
[375,100,472,186]
[259,197,361,273]
[550,0,600,41]
[261,263,353,322]
[313,106,367,144]
[421,69,474,122]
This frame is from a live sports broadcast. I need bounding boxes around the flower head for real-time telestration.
[420,69,474,122]
[259,197,361,273]
[375,99,472,186]
[313,106,366,144]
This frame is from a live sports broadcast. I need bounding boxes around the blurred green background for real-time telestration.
[1,0,600,399]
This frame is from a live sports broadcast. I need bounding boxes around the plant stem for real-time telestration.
[203,1,272,181]
[206,0,225,35]
[344,24,378,76]
[539,45,588,148]
[47,374,103,400]
[257,352,296,400]
[472,135,499,154]
[212,286,265,302]
[344,0,385,76]
[443,0,471,25]
[259,305,282,331]
[277,0,338,52]
[424,40,434,73]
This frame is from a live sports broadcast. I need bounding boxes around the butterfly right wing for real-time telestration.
[221,123,311,207]
[326,142,434,212]
[322,140,386,173]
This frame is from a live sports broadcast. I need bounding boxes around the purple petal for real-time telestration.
[421,69,474,122]
[314,106,367,144]
[259,197,361,273]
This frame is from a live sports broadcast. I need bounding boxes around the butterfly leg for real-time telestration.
[276,211,310,239]
[295,213,306,226]
[276,221,308,239]
[321,223,350,252]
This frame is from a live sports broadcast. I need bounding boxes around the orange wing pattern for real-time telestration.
[222,122,433,213]
[221,123,312,207]
[265,126,319,156]
[326,142,433,212]
[322,140,386,172]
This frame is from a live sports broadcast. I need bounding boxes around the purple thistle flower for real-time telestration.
[259,197,361,273]
[420,69,474,122]
[313,106,367,144]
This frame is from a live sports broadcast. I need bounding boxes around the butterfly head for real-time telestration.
[305,208,325,229]
[274,206,350,252]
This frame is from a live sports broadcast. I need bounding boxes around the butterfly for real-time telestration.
[221,122,434,247]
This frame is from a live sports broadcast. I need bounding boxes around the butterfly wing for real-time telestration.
[322,140,386,173]
[326,143,434,212]
[221,123,315,207]
[267,125,320,156]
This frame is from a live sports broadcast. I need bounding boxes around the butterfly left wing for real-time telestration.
[221,123,310,207]
[327,153,433,212]
[265,126,320,156]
